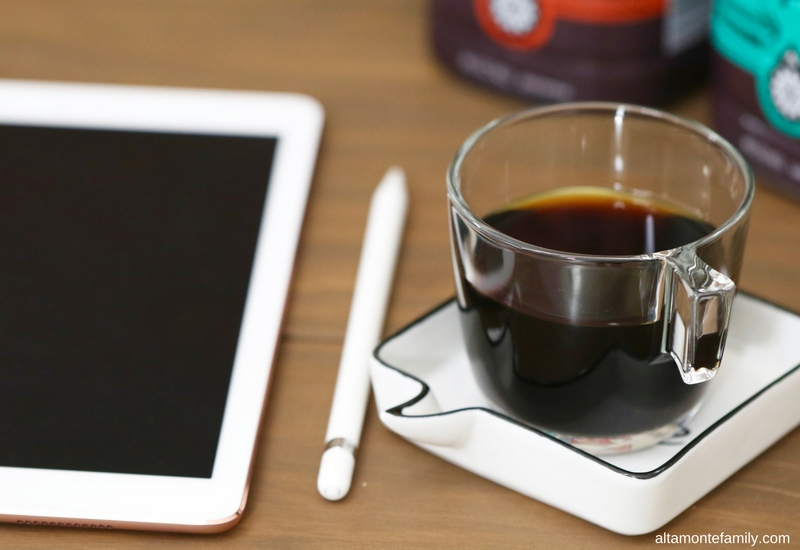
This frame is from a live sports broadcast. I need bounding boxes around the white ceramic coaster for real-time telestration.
[369,294,800,535]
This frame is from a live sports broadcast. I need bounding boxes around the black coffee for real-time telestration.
[485,189,713,256]
[459,189,716,437]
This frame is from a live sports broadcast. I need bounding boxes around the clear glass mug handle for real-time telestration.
[660,247,736,385]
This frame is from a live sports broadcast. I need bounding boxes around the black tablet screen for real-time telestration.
[0,124,276,478]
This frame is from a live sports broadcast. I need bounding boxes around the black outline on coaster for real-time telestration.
[373,293,800,480]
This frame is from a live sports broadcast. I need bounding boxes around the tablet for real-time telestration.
[0,80,323,532]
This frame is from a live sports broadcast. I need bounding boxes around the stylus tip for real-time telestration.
[322,486,343,500]
[317,447,355,501]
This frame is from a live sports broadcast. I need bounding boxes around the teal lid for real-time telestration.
[712,0,800,137]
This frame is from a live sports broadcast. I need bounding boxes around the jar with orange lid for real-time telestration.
[431,0,711,105]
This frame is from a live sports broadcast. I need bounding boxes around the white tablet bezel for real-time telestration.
[0,80,323,532]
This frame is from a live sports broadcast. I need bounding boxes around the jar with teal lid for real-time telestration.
[711,0,800,200]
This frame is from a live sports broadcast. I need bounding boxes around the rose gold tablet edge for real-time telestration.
[0,474,250,533]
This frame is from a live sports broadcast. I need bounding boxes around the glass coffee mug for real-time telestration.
[448,103,754,454]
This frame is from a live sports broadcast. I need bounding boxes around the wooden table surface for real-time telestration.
[2,1,799,547]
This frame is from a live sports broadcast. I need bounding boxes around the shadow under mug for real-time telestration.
[448,103,754,454]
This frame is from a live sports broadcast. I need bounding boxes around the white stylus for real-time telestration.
[317,167,408,501]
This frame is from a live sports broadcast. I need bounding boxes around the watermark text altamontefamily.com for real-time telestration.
[655,532,791,545]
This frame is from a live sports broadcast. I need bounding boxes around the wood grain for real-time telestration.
[0,1,798,547]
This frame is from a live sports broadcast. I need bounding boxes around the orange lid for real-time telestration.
[558,0,664,23]
[474,0,666,51]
